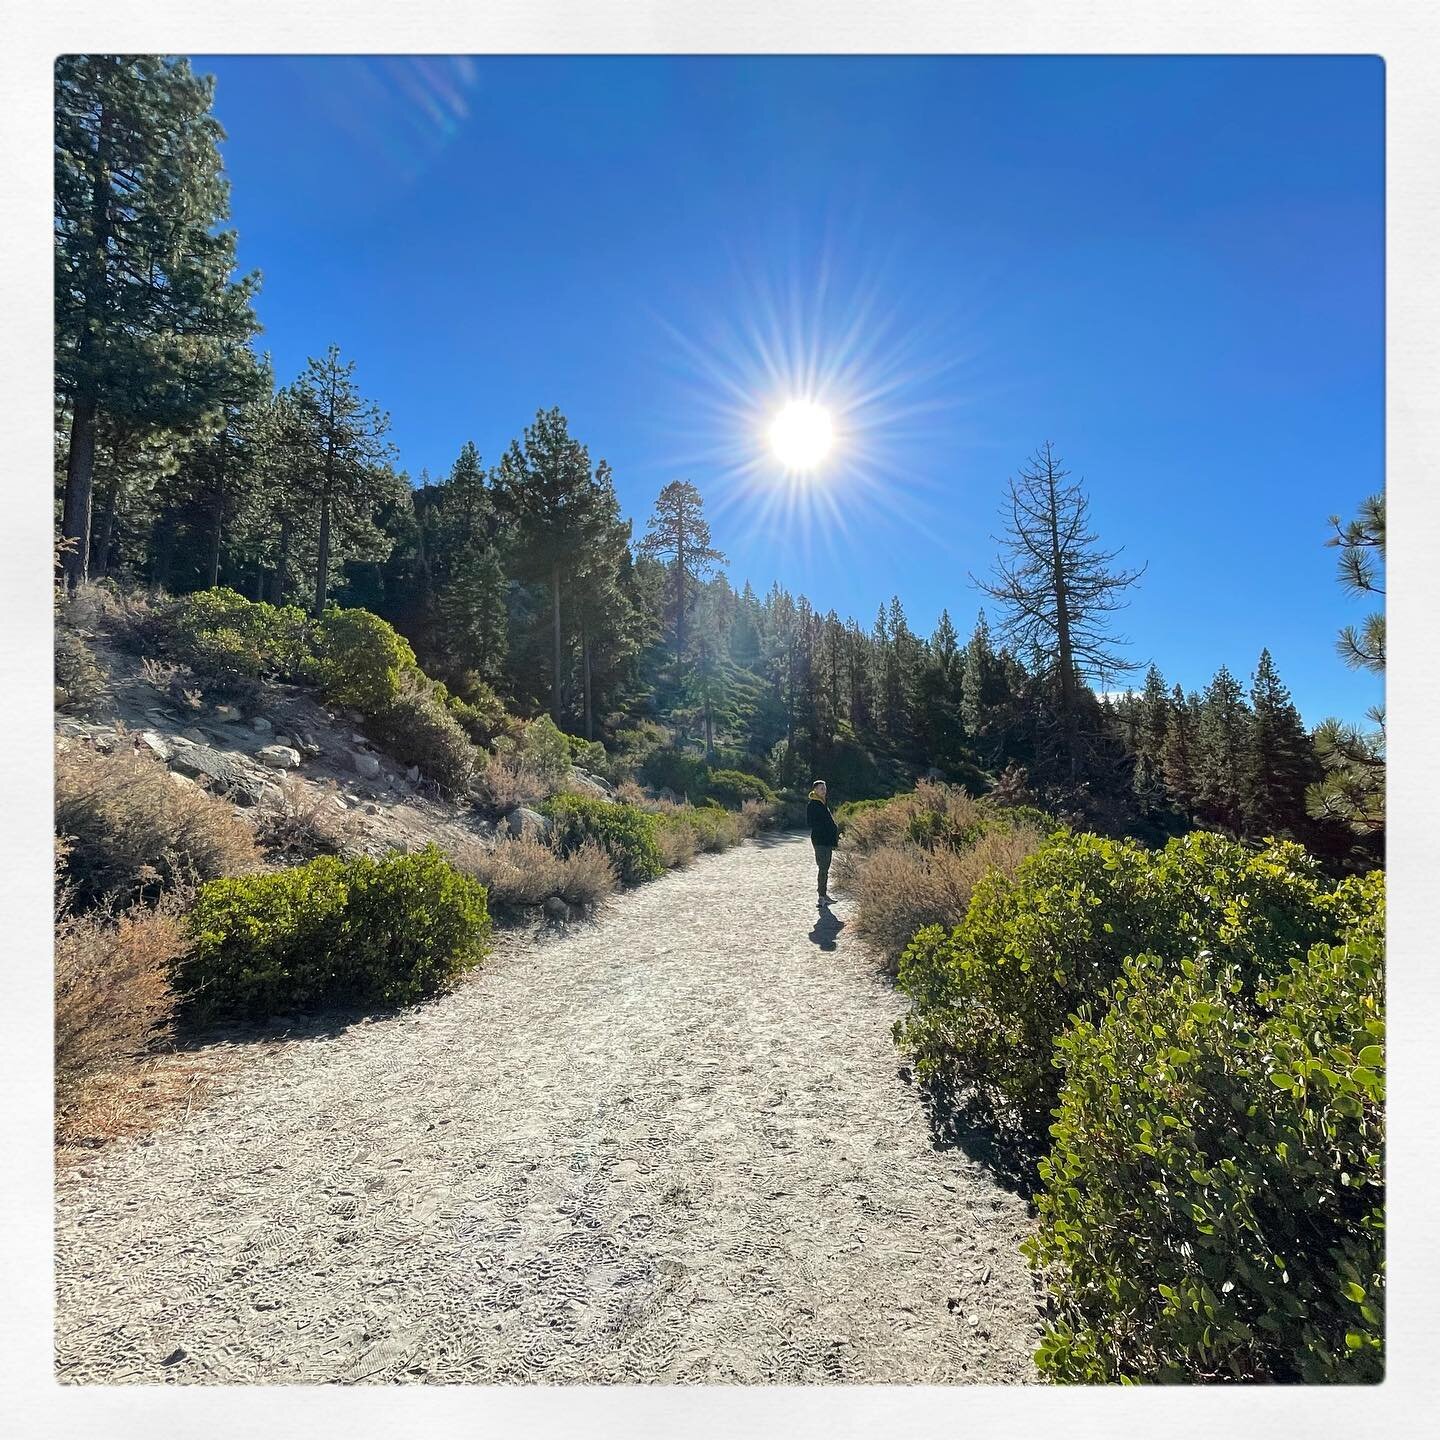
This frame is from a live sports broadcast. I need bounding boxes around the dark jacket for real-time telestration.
[807,796,840,848]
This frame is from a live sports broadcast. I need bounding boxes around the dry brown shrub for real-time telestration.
[612,779,650,808]
[55,893,186,1138]
[836,824,1043,970]
[253,775,361,861]
[451,834,616,911]
[738,799,770,837]
[842,780,988,855]
[474,755,553,814]
[655,818,696,869]
[552,839,618,906]
[55,742,261,909]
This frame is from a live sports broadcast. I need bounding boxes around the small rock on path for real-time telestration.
[54,834,1037,1384]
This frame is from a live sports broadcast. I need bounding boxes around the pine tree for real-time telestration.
[1160,684,1197,817]
[55,55,260,589]
[1132,664,1170,813]
[1241,649,1318,838]
[289,347,398,615]
[638,480,727,669]
[438,544,509,685]
[961,612,1009,769]
[493,408,614,723]
[975,442,1144,773]
[1192,665,1250,834]
[1307,494,1385,839]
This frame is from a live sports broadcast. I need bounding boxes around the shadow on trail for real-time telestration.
[750,828,805,849]
[909,1071,1043,1197]
[808,901,845,951]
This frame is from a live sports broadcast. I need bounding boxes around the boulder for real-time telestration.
[543,896,570,923]
[168,745,269,806]
[406,765,421,783]
[353,752,382,779]
[257,744,301,770]
[136,731,172,762]
[181,727,207,744]
[567,768,612,800]
[212,703,243,723]
[350,732,369,746]
[506,806,550,839]
[251,717,273,734]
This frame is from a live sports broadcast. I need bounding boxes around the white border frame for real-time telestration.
[3,3,1437,1436]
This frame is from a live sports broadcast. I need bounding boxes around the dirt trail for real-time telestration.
[55,834,1037,1384]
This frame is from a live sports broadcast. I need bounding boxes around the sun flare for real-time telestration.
[768,400,834,472]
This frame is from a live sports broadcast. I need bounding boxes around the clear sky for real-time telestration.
[192,54,1384,726]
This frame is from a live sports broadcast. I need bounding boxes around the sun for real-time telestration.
[769,399,834,472]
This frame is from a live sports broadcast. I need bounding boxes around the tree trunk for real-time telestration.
[92,475,119,579]
[276,517,292,603]
[61,100,116,593]
[1043,449,1078,775]
[314,494,331,617]
[208,506,223,589]
[675,526,686,666]
[551,561,563,724]
[61,396,98,591]
[582,624,593,740]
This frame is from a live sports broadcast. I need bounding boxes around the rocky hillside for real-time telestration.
[55,629,612,864]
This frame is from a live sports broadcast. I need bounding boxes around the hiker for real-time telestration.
[806,779,840,903]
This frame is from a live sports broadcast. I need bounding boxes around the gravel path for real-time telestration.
[55,834,1038,1384]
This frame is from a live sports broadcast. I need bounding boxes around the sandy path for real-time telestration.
[54,834,1037,1384]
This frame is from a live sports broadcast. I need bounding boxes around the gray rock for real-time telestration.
[169,771,199,790]
[257,744,301,770]
[543,896,570,922]
[350,732,368,746]
[181,727,207,744]
[251,716,273,734]
[406,765,421,782]
[506,806,550,839]
[567,768,612,799]
[212,703,243,723]
[168,745,268,806]
[353,752,382,779]
[136,731,172,762]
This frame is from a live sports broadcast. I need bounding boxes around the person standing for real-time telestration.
[806,779,840,903]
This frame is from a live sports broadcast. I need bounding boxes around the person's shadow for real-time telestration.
[808,900,845,952]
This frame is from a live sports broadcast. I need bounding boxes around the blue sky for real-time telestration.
[194,54,1384,726]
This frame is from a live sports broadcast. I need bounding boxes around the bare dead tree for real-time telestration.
[973,441,1146,772]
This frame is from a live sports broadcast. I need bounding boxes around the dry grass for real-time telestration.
[56,742,261,909]
[55,889,187,1145]
[252,775,361,861]
[655,817,697,869]
[473,755,554,814]
[841,780,989,855]
[835,824,1043,971]
[451,833,617,911]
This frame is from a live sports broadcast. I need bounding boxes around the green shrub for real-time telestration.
[894,830,1343,1131]
[1027,933,1384,1383]
[368,690,476,796]
[639,747,710,802]
[309,606,416,714]
[542,795,664,885]
[564,731,610,775]
[519,715,573,783]
[166,588,310,690]
[178,846,490,1021]
[705,768,777,808]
